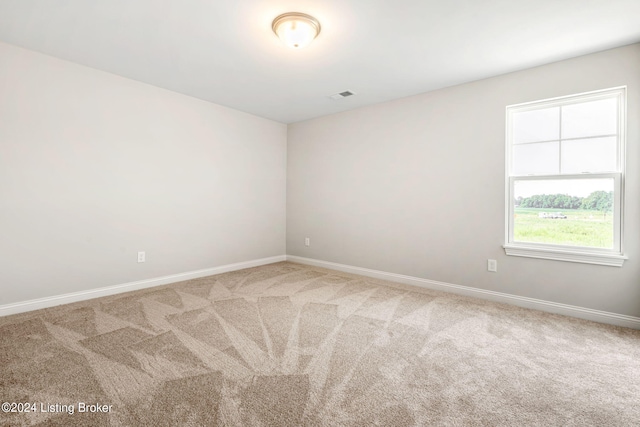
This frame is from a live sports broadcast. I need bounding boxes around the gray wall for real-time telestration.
[0,42,287,305]
[2,40,639,318]
[287,43,640,317]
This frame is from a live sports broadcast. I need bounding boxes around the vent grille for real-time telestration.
[329,90,356,100]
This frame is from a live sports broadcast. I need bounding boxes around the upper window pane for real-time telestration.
[512,107,559,144]
[561,97,618,139]
[561,137,617,174]
[512,141,559,175]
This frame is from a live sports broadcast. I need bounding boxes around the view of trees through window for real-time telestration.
[513,180,614,249]
[516,190,613,216]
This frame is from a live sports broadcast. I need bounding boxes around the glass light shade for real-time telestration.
[272,13,321,49]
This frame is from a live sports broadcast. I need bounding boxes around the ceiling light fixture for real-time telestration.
[272,12,321,49]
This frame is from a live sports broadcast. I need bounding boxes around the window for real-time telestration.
[504,87,626,266]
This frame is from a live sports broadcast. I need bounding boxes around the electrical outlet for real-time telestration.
[138,251,146,263]
[304,237,310,247]
[487,259,497,272]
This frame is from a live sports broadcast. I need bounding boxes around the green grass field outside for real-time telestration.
[514,207,613,248]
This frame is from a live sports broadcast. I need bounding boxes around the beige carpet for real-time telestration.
[1,261,639,426]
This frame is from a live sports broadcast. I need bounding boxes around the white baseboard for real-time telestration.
[5,254,639,330]
[286,255,640,330]
[0,255,286,317]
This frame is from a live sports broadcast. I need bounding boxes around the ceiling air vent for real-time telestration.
[329,90,356,100]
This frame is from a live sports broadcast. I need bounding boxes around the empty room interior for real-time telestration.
[1,1,640,426]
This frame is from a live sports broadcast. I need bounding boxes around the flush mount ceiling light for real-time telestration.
[272,12,321,49]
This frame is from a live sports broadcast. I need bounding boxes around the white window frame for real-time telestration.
[504,87,627,267]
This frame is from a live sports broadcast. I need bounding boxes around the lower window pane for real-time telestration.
[513,178,614,249]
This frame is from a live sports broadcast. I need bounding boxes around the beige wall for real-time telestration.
[287,43,640,317]
[0,42,287,305]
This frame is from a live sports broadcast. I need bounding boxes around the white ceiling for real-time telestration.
[1,0,639,124]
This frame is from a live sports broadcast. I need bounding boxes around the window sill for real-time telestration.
[503,244,626,267]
